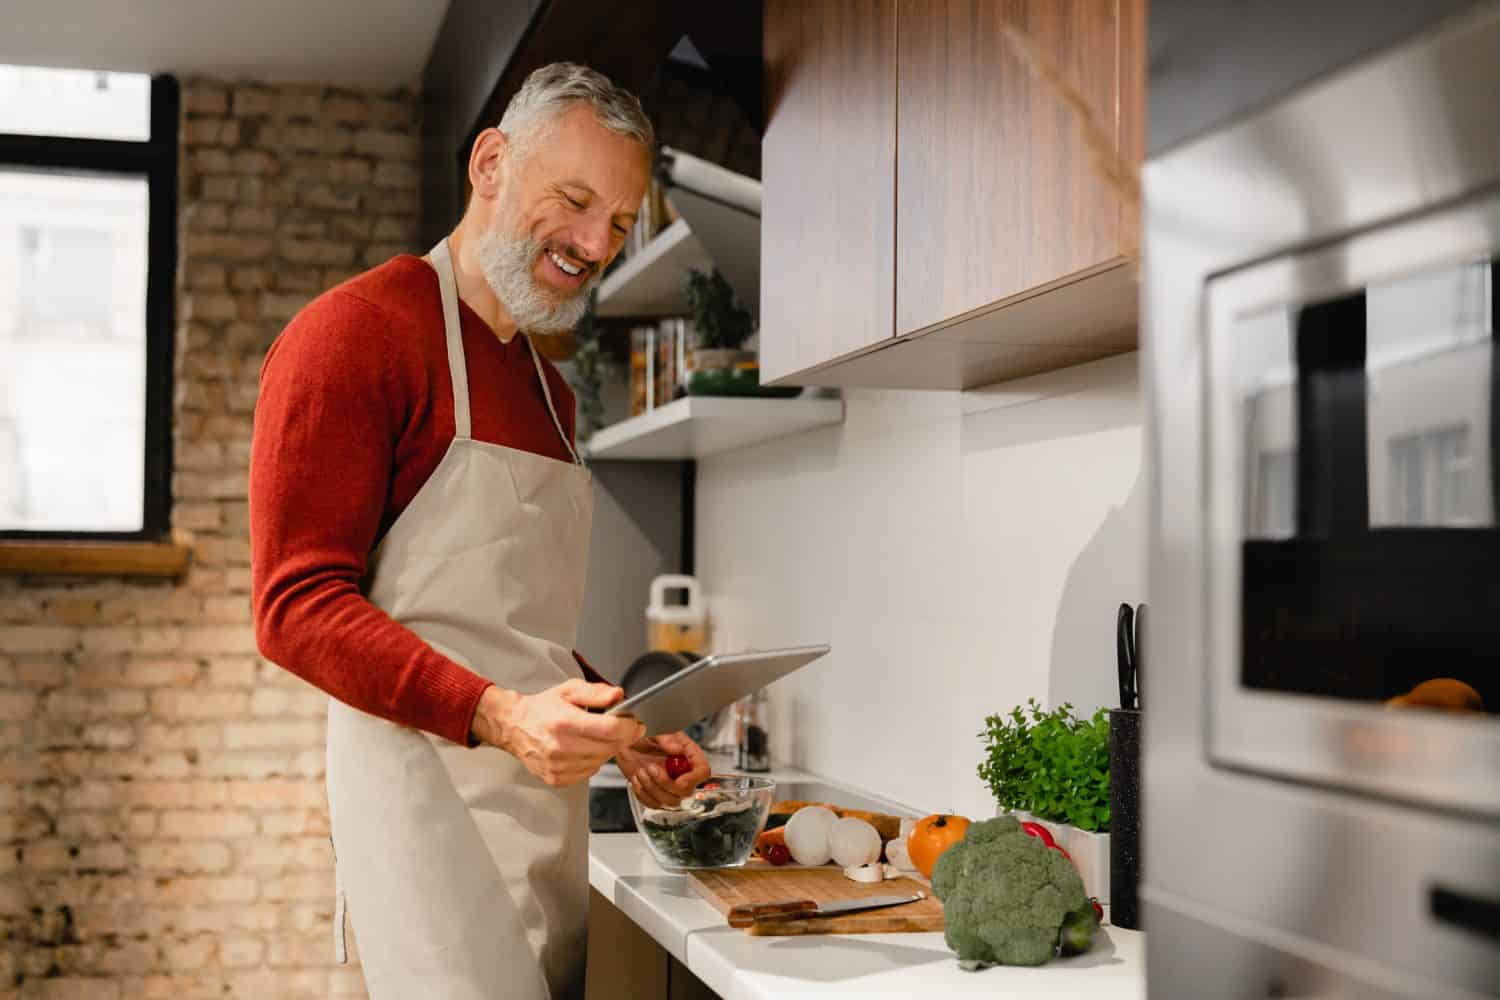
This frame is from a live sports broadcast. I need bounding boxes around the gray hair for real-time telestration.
[499,62,654,161]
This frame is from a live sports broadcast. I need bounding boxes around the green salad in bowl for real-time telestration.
[629,775,774,871]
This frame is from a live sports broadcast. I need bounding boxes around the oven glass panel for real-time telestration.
[1234,257,1496,716]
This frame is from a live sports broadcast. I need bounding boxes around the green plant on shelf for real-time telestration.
[979,699,1111,833]
[566,291,609,444]
[684,268,753,351]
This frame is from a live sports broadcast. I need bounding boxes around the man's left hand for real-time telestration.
[616,731,711,808]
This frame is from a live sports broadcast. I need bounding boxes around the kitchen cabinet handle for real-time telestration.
[1430,885,1500,943]
[727,899,819,928]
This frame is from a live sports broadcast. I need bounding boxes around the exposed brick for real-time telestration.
[250,688,325,718]
[144,876,258,906]
[325,158,372,185]
[1,594,45,619]
[226,780,324,809]
[46,596,102,625]
[299,184,361,213]
[158,810,257,839]
[203,655,256,687]
[129,781,229,810]
[279,91,325,122]
[232,86,275,117]
[373,161,420,189]
[223,720,322,750]
[149,690,250,720]
[182,231,275,261]
[75,658,199,689]
[0,690,40,719]
[199,175,239,201]
[172,501,223,532]
[261,873,332,905]
[183,260,227,291]
[322,95,369,126]
[140,722,223,751]
[2,626,80,654]
[184,86,229,116]
[5,75,418,994]
[370,97,414,129]
[352,129,419,160]
[229,205,277,231]
[44,689,148,719]
[258,810,328,837]
[138,842,234,874]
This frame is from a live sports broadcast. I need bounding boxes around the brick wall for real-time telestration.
[0,78,423,999]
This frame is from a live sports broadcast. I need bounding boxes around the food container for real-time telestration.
[630,775,774,871]
[645,574,709,654]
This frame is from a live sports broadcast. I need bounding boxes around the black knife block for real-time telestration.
[1108,708,1142,930]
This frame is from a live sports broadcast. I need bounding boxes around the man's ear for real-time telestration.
[468,128,509,201]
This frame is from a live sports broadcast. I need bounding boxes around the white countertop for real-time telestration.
[587,765,1146,999]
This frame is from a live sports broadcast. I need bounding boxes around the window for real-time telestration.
[0,66,177,539]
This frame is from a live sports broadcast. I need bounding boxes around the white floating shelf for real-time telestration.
[596,218,711,318]
[584,395,845,461]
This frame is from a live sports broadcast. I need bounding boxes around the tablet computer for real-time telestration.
[604,644,830,735]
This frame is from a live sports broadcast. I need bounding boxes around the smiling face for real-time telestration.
[472,103,651,334]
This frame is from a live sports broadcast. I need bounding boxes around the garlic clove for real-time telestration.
[843,863,886,884]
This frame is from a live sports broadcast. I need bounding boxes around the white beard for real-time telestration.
[474,219,598,335]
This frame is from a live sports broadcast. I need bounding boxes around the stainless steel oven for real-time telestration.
[1145,4,1500,997]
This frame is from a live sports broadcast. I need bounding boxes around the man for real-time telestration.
[250,63,710,1000]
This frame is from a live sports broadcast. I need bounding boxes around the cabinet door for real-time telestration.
[761,0,897,384]
[895,0,1143,339]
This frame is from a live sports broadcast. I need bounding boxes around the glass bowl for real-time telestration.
[628,774,775,872]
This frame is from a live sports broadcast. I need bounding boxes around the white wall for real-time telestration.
[695,353,1146,820]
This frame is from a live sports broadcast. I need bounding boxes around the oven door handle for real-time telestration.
[1430,885,1500,944]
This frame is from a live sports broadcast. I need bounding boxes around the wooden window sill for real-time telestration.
[0,540,192,578]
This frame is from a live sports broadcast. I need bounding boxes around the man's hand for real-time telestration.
[472,680,644,788]
[616,731,711,808]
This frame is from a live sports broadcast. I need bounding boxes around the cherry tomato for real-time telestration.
[1019,821,1056,848]
[1089,897,1104,922]
[664,755,692,780]
[765,843,791,866]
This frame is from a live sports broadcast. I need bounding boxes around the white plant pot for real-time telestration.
[1002,808,1111,904]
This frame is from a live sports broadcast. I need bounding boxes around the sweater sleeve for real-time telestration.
[250,291,493,746]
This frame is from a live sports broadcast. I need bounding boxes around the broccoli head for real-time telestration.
[930,815,1098,967]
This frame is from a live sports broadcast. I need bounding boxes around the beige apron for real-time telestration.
[326,238,594,1000]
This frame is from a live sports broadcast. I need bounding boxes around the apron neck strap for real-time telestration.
[429,238,473,441]
[527,338,585,468]
[429,238,586,467]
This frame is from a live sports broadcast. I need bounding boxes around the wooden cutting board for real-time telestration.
[688,866,946,936]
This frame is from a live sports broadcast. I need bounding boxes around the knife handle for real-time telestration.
[727,899,819,928]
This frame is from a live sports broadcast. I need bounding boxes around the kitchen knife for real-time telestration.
[727,891,927,928]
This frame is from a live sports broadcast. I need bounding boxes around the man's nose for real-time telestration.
[571,212,613,262]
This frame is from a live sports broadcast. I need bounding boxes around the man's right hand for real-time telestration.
[471,680,645,788]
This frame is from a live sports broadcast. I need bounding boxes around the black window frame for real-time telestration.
[0,73,179,543]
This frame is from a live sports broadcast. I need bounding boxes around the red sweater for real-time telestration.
[250,254,597,747]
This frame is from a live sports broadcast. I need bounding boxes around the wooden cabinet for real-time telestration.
[585,888,719,1000]
[760,0,897,384]
[761,0,1144,389]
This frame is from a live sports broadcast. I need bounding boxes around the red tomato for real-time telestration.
[664,755,692,780]
[1019,821,1056,848]
[765,843,791,866]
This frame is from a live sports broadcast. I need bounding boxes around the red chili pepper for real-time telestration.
[664,755,692,780]
[1049,843,1073,862]
[1019,821,1056,848]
